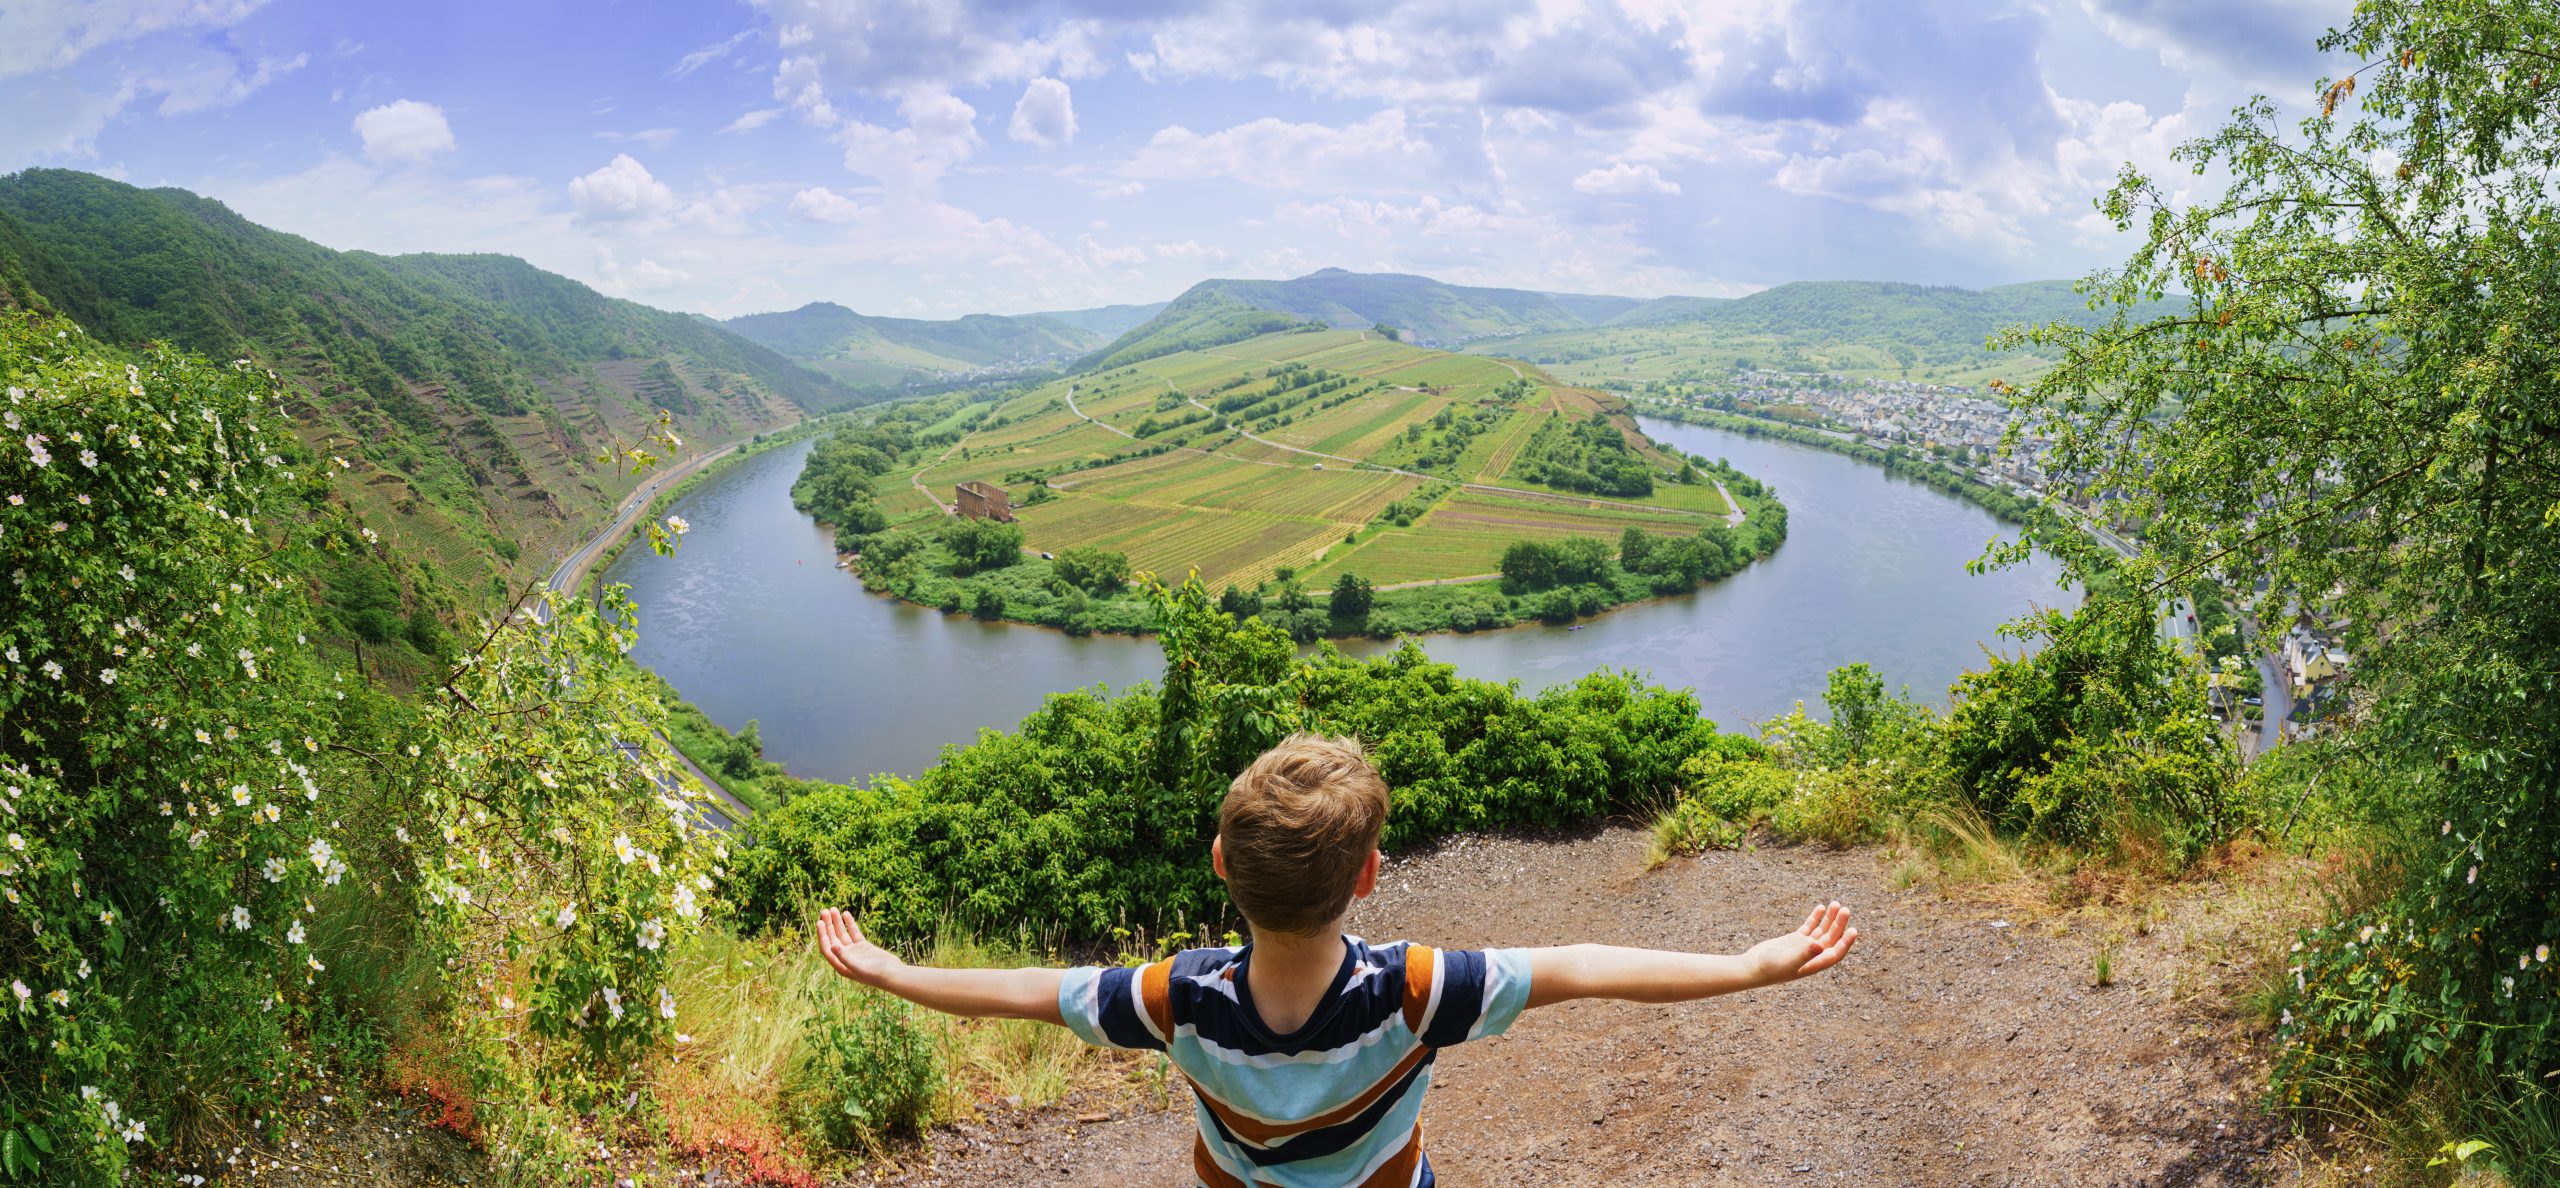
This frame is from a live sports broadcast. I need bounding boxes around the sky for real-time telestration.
[0,0,2355,319]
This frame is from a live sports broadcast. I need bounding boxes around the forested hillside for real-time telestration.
[1083,270,2144,382]
[1080,285,1319,368]
[1472,279,2170,384]
[0,168,857,616]
[722,300,1106,386]
[1085,268,1645,365]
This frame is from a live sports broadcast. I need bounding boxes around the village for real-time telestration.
[1656,367,2359,751]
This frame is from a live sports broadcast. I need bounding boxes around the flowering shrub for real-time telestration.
[0,313,717,1183]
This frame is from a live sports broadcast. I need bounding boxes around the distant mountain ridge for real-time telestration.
[0,168,855,608]
[1079,270,2140,381]
[1085,268,1643,366]
[720,299,1169,388]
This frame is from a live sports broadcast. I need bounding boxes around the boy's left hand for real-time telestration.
[815,907,900,986]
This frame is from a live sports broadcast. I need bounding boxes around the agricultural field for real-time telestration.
[881,329,1754,588]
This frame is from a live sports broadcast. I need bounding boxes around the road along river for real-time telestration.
[604,418,2073,782]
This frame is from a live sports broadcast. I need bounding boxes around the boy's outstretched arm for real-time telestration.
[814,907,1066,1024]
[1523,901,1857,1008]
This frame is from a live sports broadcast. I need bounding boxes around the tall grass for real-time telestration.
[650,919,1106,1177]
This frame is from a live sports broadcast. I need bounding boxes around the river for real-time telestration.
[605,418,2073,782]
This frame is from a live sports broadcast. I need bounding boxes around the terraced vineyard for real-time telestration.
[874,329,1751,589]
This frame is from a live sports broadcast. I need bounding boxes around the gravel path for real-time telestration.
[879,826,2296,1186]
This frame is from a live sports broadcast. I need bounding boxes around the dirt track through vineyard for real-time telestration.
[881,826,2304,1186]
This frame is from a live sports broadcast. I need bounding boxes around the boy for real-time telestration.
[814,733,1858,1185]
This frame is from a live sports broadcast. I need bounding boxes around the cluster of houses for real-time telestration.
[2279,617,2354,718]
[1704,370,2062,496]
[1696,369,2371,743]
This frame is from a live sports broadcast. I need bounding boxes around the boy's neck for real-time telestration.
[1242,922,1348,1036]
[1247,922,1347,964]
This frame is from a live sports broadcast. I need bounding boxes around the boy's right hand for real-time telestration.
[1743,901,1858,986]
[815,907,901,986]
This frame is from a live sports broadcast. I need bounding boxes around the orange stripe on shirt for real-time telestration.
[1188,1043,1432,1146]
[1354,1126,1424,1187]
[1401,944,1437,1033]
[1193,1132,1257,1187]
[1140,957,1176,1041]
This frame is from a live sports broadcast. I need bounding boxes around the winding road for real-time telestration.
[541,440,758,831]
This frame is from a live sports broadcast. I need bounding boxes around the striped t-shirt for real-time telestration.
[1058,937,1533,1187]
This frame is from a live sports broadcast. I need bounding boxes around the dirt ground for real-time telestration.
[872,825,2314,1187]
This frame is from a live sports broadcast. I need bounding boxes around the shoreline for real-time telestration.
[1628,401,2050,528]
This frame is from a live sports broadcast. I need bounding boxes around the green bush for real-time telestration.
[787,993,939,1150]
[1941,606,2237,856]
[1679,751,1793,823]
[1652,797,1747,859]
[730,580,1730,942]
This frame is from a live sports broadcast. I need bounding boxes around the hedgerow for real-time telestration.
[727,578,1747,942]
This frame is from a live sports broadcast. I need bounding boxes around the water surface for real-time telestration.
[607,420,2071,781]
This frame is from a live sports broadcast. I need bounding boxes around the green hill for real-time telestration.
[1082,269,1656,366]
[1028,300,1168,338]
[1471,279,2160,386]
[0,167,855,607]
[1080,286,1320,369]
[723,301,1108,386]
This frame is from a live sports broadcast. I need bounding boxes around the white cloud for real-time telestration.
[1276,196,1514,241]
[0,0,272,78]
[353,99,455,164]
[718,107,783,135]
[568,153,678,222]
[593,245,691,295]
[0,76,134,166]
[205,158,574,274]
[789,186,866,222]
[772,54,837,125]
[668,29,752,78]
[1008,77,1076,147]
[597,127,679,149]
[1573,161,1680,196]
[153,51,306,116]
[750,0,1103,97]
[1125,109,1432,191]
[2081,0,2344,99]
[837,89,981,189]
[1078,233,1144,268]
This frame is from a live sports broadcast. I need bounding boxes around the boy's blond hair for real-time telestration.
[1218,733,1390,936]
